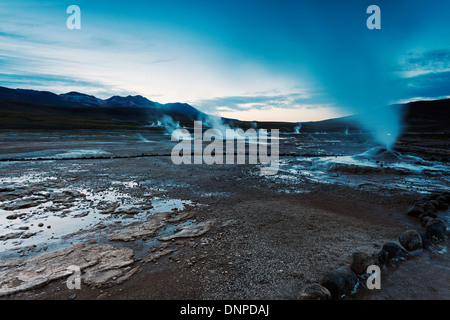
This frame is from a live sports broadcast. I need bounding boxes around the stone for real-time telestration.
[419,212,437,226]
[322,266,359,299]
[0,232,24,241]
[159,221,213,241]
[378,242,408,265]
[349,251,379,275]
[108,211,171,242]
[1,199,39,211]
[68,293,77,300]
[441,192,450,203]
[6,213,25,220]
[99,202,120,214]
[299,283,331,300]
[435,197,448,210]
[0,243,135,297]
[406,203,425,217]
[425,220,447,241]
[398,230,423,251]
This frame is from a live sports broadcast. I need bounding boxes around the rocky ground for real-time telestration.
[0,130,448,300]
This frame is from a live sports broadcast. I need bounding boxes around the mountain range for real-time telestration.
[0,86,203,118]
[0,85,449,134]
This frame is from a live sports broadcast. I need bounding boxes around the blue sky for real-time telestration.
[0,0,449,122]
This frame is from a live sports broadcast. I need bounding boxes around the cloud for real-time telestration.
[398,49,450,75]
[0,72,129,98]
[401,70,450,100]
[194,92,330,114]
[0,31,28,40]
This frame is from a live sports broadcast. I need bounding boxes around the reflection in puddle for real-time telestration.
[0,175,193,259]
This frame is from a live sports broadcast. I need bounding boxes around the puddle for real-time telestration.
[0,174,193,259]
[267,147,450,194]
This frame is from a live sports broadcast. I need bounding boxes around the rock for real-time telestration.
[428,200,442,210]
[420,232,431,248]
[64,190,84,198]
[0,243,135,297]
[159,221,213,241]
[20,232,38,239]
[0,187,15,193]
[0,232,24,241]
[425,220,447,241]
[98,202,120,214]
[418,193,439,201]
[6,213,26,220]
[1,199,40,211]
[68,293,77,300]
[418,212,438,226]
[48,192,68,203]
[299,283,331,300]
[421,201,438,213]
[435,197,448,210]
[38,223,44,227]
[0,259,21,270]
[349,251,379,275]
[144,248,174,263]
[440,192,450,204]
[407,200,438,218]
[378,242,408,265]
[73,212,89,218]
[398,230,423,251]
[322,266,359,299]
[109,211,171,242]
[406,203,425,217]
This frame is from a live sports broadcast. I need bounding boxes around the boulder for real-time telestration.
[109,211,171,242]
[159,221,213,241]
[0,243,136,297]
[1,199,40,211]
[440,192,450,204]
[299,283,331,300]
[398,230,423,251]
[406,203,425,217]
[322,266,359,299]
[349,251,379,275]
[407,200,437,218]
[425,220,447,241]
[378,242,408,265]
[435,197,448,210]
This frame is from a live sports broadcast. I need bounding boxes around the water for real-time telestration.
[0,172,193,259]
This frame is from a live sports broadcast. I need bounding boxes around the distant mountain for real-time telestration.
[0,86,74,107]
[400,99,450,133]
[0,85,448,134]
[165,102,203,118]
[0,86,204,117]
[59,92,103,106]
[103,95,157,108]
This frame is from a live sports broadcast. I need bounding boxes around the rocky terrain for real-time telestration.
[0,128,448,300]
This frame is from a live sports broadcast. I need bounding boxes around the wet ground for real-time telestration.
[0,129,448,299]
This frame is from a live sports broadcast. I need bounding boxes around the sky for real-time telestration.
[0,0,449,124]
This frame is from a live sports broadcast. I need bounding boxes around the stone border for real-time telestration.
[299,191,449,300]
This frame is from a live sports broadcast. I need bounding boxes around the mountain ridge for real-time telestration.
[0,86,204,118]
[0,85,449,134]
